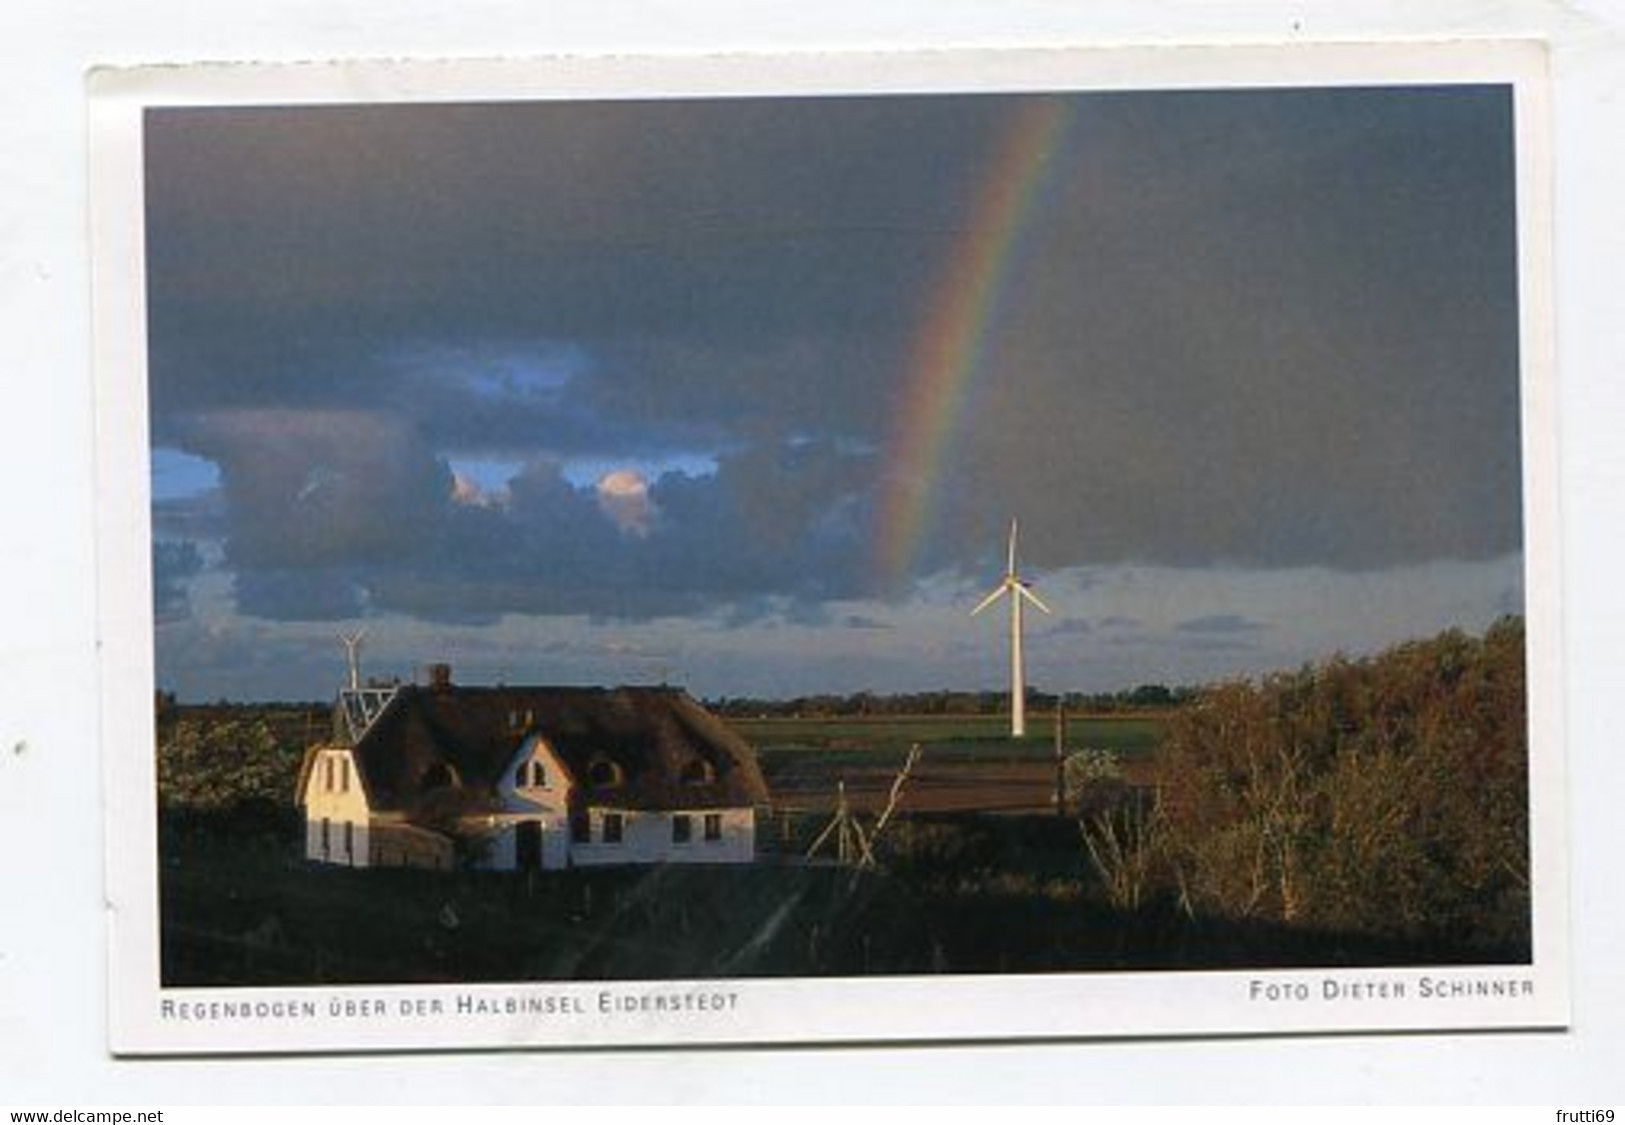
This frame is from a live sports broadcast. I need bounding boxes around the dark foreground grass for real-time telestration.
[159,811,1525,988]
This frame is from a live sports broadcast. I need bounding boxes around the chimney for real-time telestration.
[428,663,453,691]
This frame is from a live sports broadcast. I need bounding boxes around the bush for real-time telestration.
[157,715,305,814]
[1153,617,1529,953]
[1062,748,1126,814]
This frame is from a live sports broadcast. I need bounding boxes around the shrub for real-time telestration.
[157,715,304,813]
[1063,748,1125,805]
[1153,617,1529,952]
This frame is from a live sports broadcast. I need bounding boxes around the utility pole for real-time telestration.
[1053,700,1067,817]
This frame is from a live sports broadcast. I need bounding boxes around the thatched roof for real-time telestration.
[340,684,769,818]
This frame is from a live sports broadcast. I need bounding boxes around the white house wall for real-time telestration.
[543,822,570,869]
[304,811,370,868]
[478,824,516,870]
[496,735,572,816]
[484,824,516,870]
[570,807,754,867]
[301,748,371,868]
[475,817,570,872]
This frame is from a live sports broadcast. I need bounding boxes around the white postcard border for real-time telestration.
[90,40,1567,1056]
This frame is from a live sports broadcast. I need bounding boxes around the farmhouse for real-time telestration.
[295,664,770,871]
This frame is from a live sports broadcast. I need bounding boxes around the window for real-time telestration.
[680,759,716,786]
[588,759,624,787]
[704,813,722,842]
[343,821,354,860]
[320,817,331,858]
[672,814,692,844]
[324,757,335,792]
[340,758,350,793]
[531,761,546,788]
[602,813,624,844]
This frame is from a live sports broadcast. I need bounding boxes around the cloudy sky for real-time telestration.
[146,85,1524,702]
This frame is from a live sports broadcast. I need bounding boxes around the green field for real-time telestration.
[731,713,1163,777]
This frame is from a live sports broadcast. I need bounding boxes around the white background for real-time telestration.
[2,0,1623,1105]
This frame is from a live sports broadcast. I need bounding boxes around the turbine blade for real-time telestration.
[970,584,1009,617]
[1018,584,1052,614]
[1007,518,1019,578]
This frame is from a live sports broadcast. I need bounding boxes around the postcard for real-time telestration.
[90,41,1565,1054]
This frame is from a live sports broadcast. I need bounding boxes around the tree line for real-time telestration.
[708,683,1194,719]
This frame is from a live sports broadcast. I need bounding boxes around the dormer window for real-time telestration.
[517,760,546,789]
[587,759,624,787]
[680,759,716,786]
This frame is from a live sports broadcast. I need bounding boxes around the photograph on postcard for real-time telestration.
[93,45,1564,1052]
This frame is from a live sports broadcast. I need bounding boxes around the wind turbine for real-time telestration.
[971,519,1051,738]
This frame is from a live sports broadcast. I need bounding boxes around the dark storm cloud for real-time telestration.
[1184,636,1265,654]
[842,614,894,631]
[169,399,877,622]
[234,565,370,621]
[151,540,203,623]
[172,409,453,570]
[151,487,227,540]
[1097,616,1143,630]
[143,97,986,449]
[1175,614,1271,635]
[145,87,1522,625]
[932,87,1521,573]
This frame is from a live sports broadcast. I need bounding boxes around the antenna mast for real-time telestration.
[339,628,367,691]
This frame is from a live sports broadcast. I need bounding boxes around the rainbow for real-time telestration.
[872,97,1074,587]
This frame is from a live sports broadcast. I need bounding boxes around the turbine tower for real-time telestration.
[971,518,1051,738]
